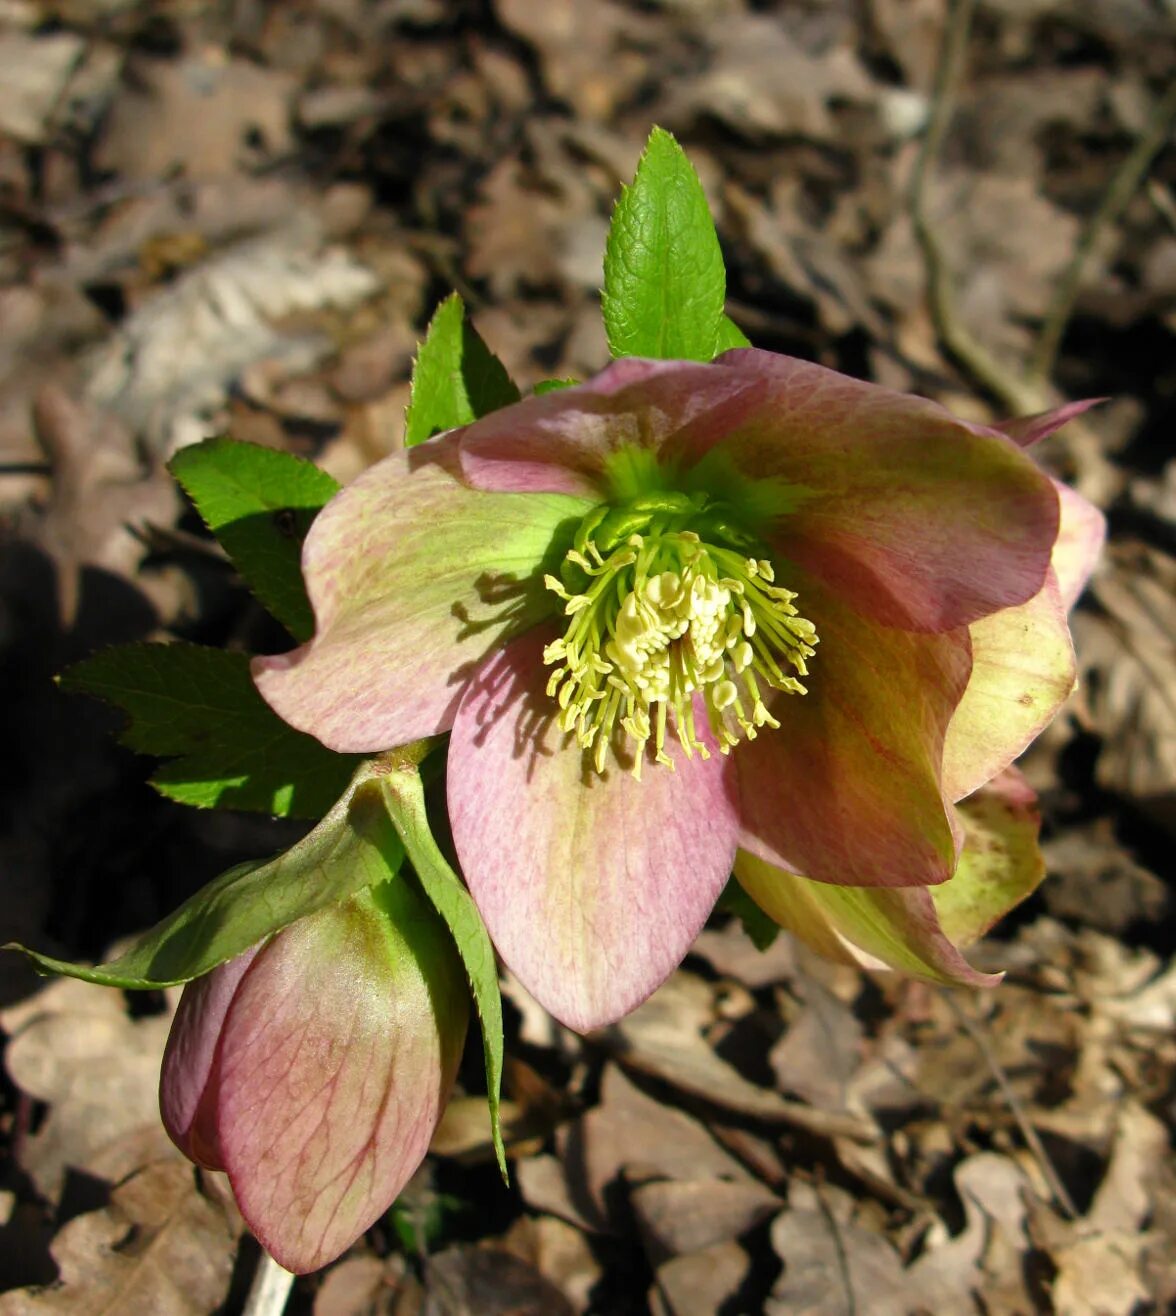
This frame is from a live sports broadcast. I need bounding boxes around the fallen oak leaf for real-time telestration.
[0,1157,238,1315]
[1,977,172,1204]
[602,971,876,1142]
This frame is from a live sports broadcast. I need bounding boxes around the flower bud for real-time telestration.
[160,877,468,1273]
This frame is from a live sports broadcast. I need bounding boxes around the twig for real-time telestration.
[812,1173,858,1316]
[0,462,53,477]
[909,0,1042,416]
[940,990,1079,1220]
[909,0,1122,504]
[242,1251,296,1316]
[1030,79,1176,386]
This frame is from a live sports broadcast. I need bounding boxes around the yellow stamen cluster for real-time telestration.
[543,528,817,777]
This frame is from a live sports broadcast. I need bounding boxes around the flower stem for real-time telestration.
[242,1251,295,1316]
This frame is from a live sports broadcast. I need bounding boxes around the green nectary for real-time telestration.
[542,467,818,776]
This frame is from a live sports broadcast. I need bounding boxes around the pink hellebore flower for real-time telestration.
[160,882,468,1274]
[254,350,1104,1032]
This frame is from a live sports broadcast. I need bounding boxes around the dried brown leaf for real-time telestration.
[766,1183,907,1316]
[493,0,656,121]
[660,15,875,141]
[83,219,380,452]
[1075,542,1176,828]
[905,1154,1035,1310]
[499,1215,601,1316]
[769,976,863,1114]
[574,1064,753,1224]
[690,918,797,990]
[603,972,875,1141]
[21,385,178,625]
[0,1158,237,1315]
[651,1241,750,1316]
[94,53,295,181]
[515,1155,601,1235]
[631,1177,780,1260]
[312,1255,392,1316]
[2,977,173,1203]
[1041,818,1168,932]
[0,32,85,145]
[1051,1231,1150,1316]
[422,1246,574,1316]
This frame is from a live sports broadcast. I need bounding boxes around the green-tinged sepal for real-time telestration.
[930,769,1045,947]
[734,770,1044,987]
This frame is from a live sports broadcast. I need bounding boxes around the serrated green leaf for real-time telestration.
[714,313,751,353]
[169,438,339,642]
[63,642,359,818]
[404,294,521,446]
[602,126,727,362]
[379,760,507,1181]
[7,766,402,988]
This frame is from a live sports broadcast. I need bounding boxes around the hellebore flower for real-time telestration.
[253,349,1103,1031]
[160,879,468,1274]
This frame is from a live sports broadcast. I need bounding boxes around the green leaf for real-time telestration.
[388,1191,469,1257]
[602,126,727,362]
[169,438,339,642]
[8,766,402,988]
[62,642,359,818]
[715,877,780,951]
[404,293,521,446]
[379,754,507,1181]
[714,313,751,353]
[533,377,578,395]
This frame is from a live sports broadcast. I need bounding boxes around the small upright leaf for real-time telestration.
[404,294,521,446]
[603,127,727,362]
[8,766,403,988]
[62,642,359,818]
[379,756,507,1181]
[170,438,339,641]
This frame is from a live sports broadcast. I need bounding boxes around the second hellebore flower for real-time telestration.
[160,879,468,1273]
[254,349,1103,1031]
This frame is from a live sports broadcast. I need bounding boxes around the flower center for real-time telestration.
[542,491,817,777]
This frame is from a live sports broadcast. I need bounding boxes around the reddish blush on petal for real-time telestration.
[458,357,766,496]
[670,349,1062,633]
[993,398,1105,447]
[210,889,467,1273]
[159,945,260,1171]
[736,575,971,888]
